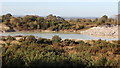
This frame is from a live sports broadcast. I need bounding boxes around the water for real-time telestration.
[0,32,118,40]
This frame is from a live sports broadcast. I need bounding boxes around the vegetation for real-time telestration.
[0,13,119,67]
[52,35,62,44]
[1,35,120,67]
[1,13,117,32]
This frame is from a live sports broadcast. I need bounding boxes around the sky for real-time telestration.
[0,1,118,17]
[0,0,119,2]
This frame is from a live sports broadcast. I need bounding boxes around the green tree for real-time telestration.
[2,13,12,22]
[97,15,108,24]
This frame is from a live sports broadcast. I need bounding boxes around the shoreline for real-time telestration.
[1,30,118,41]
[3,31,118,39]
[0,35,118,44]
[3,29,81,34]
[0,25,118,40]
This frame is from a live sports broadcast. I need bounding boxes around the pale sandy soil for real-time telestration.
[0,23,10,33]
[80,25,118,37]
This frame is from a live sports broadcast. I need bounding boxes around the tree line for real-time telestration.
[1,13,117,31]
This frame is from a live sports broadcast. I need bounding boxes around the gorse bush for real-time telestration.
[0,37,6,41]
[96,57,108,66]
[1,36,120,67]
[25,35,36,42]
[6,36,16,41]
[37,37,52,45]
[52,35,62,44]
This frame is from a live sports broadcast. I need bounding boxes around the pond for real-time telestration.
[0,32,118,40]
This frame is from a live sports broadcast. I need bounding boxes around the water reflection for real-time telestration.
[0,32,118,40]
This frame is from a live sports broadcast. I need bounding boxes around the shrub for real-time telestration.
[25,35,36,42]
[2,36,120,67]
[0,37,6,41]
[78,25,84,29]
[18,37,26,42]
[52,35,62,44]
[96,57,107,66]
[37,37,52,45]
[6,36,16,41]
[62,39,75,46]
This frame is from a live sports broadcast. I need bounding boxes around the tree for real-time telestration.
[75,24,79,30]
[97,15,108,24]
[2,13,12,22]
[36,17,44,29]
[10,16,20,26]
[93,18,98,22]
[23,15,38,22]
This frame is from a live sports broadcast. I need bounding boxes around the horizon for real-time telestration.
[0,13,115,19]
[1,2,118,17]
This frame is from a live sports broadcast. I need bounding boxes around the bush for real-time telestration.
[2,36,120,67]
[78,26,84,29]
[0,37,6,41]
[6,36,16,41]
[96,57,107,66]
[25,35,36,42]
[37,37,52,44]
[18,37,26,42]
[62,39,75,46]
[52,35,62,44]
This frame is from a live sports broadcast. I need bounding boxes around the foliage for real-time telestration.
[6,36,16,41]
[52,35,62,44]
[1,14,117,32]
[0,37,6,41]
[37,37,52,45]
[1,36,120,67]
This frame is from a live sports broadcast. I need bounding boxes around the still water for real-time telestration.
[0,32,118,40]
